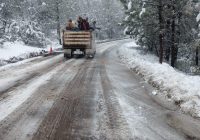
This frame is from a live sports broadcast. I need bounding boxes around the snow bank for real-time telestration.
[119,41,200,118]
[0,57,41,71]
[0,41,51,67]
[45,38,62,50]
[0,41,42,60]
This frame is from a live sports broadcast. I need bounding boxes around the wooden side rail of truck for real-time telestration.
[62,31,96,58]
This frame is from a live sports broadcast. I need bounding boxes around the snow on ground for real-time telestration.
[97,42,118,53]
[45,38,62,50]
[0,40,62,67]
[118,41,200,118]
[0,57,66,122]
[0,57,42,71]
[0,55,63,93]
[0,41,47,66]
[0,41,43,60]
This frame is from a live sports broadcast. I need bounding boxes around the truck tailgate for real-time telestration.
[63,31,91,46]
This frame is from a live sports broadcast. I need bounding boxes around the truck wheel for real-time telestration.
[64,53,67,58]
[64,53,71,59]
[71,51,73,57]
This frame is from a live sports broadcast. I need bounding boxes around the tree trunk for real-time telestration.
[171,1,176,67]
[165,19,171,62]
[171,20,175,67]
[196,46,199,66]
[158,0,164,64]
[56,0,61,45]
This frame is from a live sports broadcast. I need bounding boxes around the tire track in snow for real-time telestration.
[32,59,95,140]
[0,59,84,140]
[0,58,74,122]
[0,55,65,94]
[99,62,133,140]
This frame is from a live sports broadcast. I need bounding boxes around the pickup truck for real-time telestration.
[62,31,96,58]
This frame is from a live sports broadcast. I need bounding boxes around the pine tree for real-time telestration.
[120,0,200,69]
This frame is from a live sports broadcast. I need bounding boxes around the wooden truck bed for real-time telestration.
[62,31,92,49]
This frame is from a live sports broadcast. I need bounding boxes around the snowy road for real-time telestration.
[0,40,199,140]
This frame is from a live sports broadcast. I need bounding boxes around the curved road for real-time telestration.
[0,40,198,140]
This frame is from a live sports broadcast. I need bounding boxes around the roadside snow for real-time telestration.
[0,39,62,67]
[0,41,43,60]
[119,41,200,118]
[0,41,49,67]
[0,57,42,71]
[45,38,62,51]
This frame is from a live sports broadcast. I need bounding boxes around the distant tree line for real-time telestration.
[120,0,200,73]
[0,0,124,47]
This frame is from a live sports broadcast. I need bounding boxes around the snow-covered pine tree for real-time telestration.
[121,0,161,56]
[0,0,46,46]
[121,0,200,71]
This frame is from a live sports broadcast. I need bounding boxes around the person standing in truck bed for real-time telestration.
[90,21,101,31]
[77,16,83,30]
[66,19,75,30]
[77,16,90,31]
[82,18,90,30]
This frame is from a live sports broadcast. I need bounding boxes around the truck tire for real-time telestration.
[64,53,72,59]
[64,53,67,58]
[71,50,74,58]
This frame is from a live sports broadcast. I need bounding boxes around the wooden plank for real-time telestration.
[64,32,91,35]
[65,38,90,41]
[64,35,90,37]
[64,39,90,42]
[63,31,92,46]
[64,42,90,45]
[64,40,90,43]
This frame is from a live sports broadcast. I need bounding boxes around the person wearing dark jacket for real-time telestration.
[90,21,101,30]
[85,18,90,30]
[77,16,91,31]
[77,16,83,30]
[82,19,90,30]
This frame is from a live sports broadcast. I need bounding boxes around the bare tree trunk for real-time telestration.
[171,21,175,67]
[158,0,164,64]
[196,46,199,66]
[171,0,176,67]
[165,19,171,62]
[56,0,61,45]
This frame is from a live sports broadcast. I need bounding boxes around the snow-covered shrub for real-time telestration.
[0,59,8,66]
[176,58,194,73]
[20,21,45,47]
[0,20,45,47]
[190,66,200,75]
[6,20,21,42]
